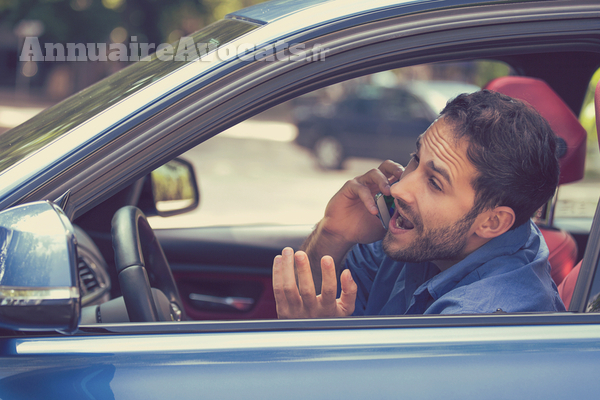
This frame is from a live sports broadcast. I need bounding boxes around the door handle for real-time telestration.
[189,293,255,311]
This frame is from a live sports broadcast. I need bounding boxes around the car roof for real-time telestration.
[227,0,332,24]
[228,0,515,25]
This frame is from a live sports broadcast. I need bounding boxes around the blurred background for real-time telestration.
[0,0,266,106]
[0,0,599,229]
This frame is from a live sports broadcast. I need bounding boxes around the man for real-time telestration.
[272,89,565,318]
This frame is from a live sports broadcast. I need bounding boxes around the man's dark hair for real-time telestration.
[440,89,560,229]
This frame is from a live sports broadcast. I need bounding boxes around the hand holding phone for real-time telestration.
[375,193,395,229]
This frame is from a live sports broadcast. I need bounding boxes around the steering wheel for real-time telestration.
[111,206,186,322]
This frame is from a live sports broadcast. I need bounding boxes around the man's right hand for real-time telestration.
[299,160,405,294]
[320,159,405,246]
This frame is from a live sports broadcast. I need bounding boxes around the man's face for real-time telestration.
[382,117,480,270]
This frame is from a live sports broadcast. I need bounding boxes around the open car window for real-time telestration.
[147,61,510,230]
[132,59,593,322]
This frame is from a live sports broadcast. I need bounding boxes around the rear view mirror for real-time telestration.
[0,201,80,333]
[148,158,200,217]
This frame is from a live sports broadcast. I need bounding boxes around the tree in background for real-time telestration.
[0,0,265,98]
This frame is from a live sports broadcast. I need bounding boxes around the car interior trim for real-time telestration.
[171,264,272,276]
[66,312,600,337]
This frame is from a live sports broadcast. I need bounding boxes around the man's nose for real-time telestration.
[390,168,417,204]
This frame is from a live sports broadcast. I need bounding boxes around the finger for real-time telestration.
[319,256,338,306]
[281,247,302,309]
[272,255,289,317]
[355,168,393,195]
[355,184,381,216]
[379,160,405,184]
[295,251,317,310]
[337,269,357,316]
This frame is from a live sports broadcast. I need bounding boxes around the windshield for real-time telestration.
[0,19,258,174]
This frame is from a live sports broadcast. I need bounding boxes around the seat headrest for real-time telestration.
[484,76,586,185]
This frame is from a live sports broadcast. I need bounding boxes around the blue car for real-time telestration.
[1,0,600,398]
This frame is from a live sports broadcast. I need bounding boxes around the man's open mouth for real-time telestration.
[395,210,415,230]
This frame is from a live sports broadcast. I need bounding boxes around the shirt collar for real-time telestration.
[422,220,533,300]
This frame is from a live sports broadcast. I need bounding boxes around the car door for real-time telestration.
[3,314,600,399]
[2,1,600,399]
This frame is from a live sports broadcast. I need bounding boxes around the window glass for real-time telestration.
[148,61,511,229]
[0,19,258,174]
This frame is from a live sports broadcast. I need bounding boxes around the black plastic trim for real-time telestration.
[74,312,600,336]
[171,263,272,276]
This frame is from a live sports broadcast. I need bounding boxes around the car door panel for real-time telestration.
[155,225,311,320]
[4,317,600,399]
[173,270,277,320]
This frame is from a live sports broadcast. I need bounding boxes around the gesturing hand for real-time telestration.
[272,247,357,319]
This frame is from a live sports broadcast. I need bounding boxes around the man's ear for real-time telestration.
[474,206,515,239]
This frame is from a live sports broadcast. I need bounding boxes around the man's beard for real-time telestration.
[382,200,477,264]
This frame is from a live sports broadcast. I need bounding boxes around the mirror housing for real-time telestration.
[139,158,200,217]
[0,201,80,333]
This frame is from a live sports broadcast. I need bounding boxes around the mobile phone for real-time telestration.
[375,193,395,229]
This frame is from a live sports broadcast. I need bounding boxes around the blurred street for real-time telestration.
[0,93,381,228]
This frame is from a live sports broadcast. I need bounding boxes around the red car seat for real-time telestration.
[484,77,587,286]
[558,260,581,310]
[558,79,600,309]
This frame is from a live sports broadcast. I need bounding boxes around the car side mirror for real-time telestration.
[141,158,200,217]
[0,201,80,333]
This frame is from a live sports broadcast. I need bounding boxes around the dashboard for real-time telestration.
[75,226,111,307]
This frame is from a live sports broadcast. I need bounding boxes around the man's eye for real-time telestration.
[429,178,442,192]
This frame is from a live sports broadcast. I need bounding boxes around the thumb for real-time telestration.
[336,269,357,316]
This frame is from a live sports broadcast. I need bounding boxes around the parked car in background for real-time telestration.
[294,79,480,169]
[1,0,600,399]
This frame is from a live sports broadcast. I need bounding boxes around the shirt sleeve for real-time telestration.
[343,242,386,316]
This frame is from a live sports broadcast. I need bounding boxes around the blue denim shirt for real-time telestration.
[345,220,565,315]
